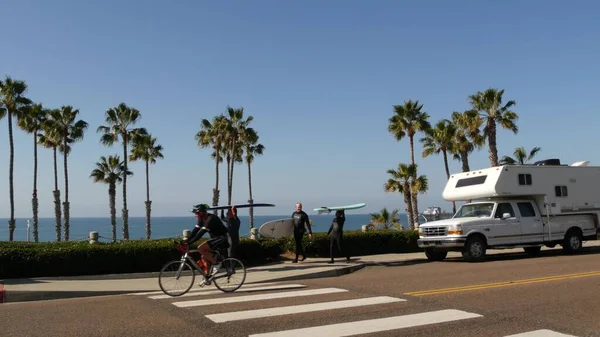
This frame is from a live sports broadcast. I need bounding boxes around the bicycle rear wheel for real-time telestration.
[212,258,246,293]
[158,260,196,296]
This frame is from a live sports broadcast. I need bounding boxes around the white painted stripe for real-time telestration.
[172,287,348,308]
[504,330,578,337]
[248,309,482,337]
[128,282,284,296]
[149,284,306,299]
[206,296,405,323]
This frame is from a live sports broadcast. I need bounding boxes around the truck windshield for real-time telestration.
[454,203,495,218]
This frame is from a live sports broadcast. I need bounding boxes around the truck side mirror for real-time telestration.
[502,213,511,219]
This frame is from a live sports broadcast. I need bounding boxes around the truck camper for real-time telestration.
[417,158,600,262]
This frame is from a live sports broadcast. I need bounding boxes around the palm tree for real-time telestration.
[38,112,64,241]
[468,88,519,167]
[410,171,429,228]
[384,163,416,229]
[0,76,32,241]
[388,100,431,166]
[370,207,401,230]
[224,106,253,205]
[388,100,431,226]
[195,114,228,211]
[44,106,88,241]
[242,127,265,229]
[500,146,541,165]
[450,110,484,172]
[97,103,147,240]
[90,155,132,242]
[421,119,456,213]
[130,134,164,240]
[17,103,47,242]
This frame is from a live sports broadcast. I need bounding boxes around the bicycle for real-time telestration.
[158,240,246,297]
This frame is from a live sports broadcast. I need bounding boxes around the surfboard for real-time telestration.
[313,202,366,214]
[258,218,295,238]
[192,203,275,212]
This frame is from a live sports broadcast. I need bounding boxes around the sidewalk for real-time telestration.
[3,241,600,303]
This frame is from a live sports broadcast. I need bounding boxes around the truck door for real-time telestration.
[489,202,521,245]
[516,201,543,244]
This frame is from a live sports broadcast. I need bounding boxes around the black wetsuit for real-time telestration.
[227,215,241,258]
[291,210,312,261]
[327,214,349,262]
[188,214,230,251]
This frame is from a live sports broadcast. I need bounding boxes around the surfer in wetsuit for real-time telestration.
[226,206,241,258]
[327,210,350,263]
[291,202,312,263]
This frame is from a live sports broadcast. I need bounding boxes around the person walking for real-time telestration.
[327,210,350,263]
[291,202,312,263]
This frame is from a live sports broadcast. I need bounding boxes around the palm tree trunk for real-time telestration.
[109,182,116,242]
[229,156,235,205]
[460,150,470,172]
[247,161,254,229]
[487,120,499,167]
[32,132,39,242]
[145,159,151,240]
[212,150,220,214]
[409,135,415,166]
[411,189,420,229]
[226,156,232,205]
[7,112,15,241]
[442,150,456,214]
[122,138,129,240]
[52,146,62,242]
[403,186,414,230]
[62,136,70,241]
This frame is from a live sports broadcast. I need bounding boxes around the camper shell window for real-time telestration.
[555,185,568,197]
[518,173,532,186]
[455,175,487,188]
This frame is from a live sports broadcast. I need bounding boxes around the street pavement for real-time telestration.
[3,245,600,336]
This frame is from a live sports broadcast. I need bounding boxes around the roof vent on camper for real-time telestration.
[533,158,561,166]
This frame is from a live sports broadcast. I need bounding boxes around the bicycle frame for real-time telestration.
[173,242,227,282]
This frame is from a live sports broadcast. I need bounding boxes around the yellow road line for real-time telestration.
[404,270,600,296]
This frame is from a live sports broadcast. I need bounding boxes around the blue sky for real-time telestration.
[0,0,598,219]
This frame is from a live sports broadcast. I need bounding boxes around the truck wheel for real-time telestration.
[425,249,447,261]
[523,246,542,255]
[462,235,486,262]
[562,230,582,254]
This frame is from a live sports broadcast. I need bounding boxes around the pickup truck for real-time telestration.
[417,199,599,262]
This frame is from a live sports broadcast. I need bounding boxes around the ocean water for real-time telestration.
[0,213,412,242]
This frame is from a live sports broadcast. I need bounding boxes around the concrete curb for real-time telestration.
[244,263,367,284]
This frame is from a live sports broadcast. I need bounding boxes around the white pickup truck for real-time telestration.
[417,199,599,262]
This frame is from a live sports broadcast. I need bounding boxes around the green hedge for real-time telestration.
[0,230,420,279]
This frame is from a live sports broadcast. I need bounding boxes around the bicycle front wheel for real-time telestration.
[212,257,246,293]
[158,260,196,297]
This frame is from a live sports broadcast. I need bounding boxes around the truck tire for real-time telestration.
[562,229,582,254]
[462,235,486,262]
[425,248,447,261]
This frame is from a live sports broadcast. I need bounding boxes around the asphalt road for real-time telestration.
[3,247,600,337]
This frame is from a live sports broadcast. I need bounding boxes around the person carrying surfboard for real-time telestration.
[327,210,350,263]
[291,202,312,263]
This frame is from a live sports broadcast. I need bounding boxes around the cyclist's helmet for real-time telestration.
[191,203,210,214]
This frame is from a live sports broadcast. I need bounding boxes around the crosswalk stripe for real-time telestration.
[504,330,578,337]
[247,309,482,337]
[172,287,348,308]
[205,296,405,323]
[148,284,306,299]
[129,282,284,296]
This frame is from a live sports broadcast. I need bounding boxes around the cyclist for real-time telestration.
[184,203,231,274]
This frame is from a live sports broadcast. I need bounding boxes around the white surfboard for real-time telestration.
[258,218,294,238]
